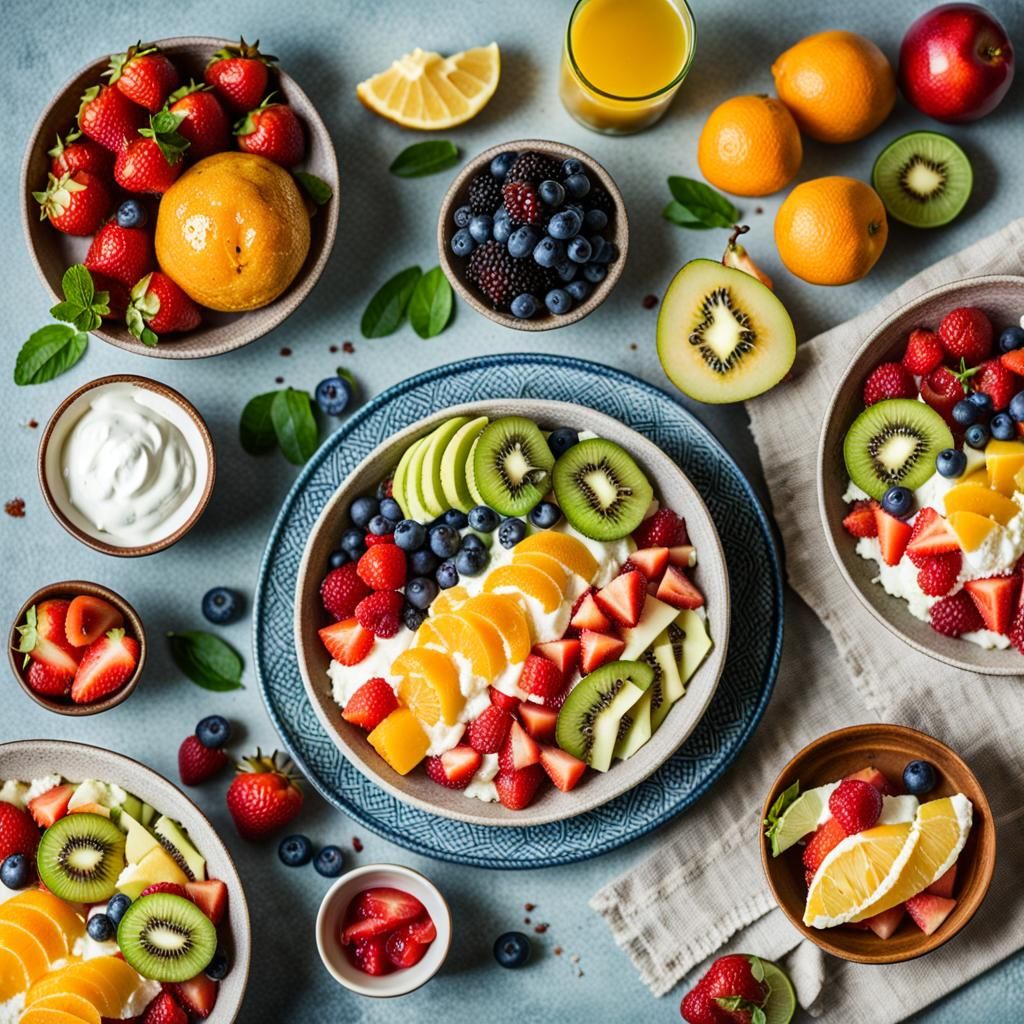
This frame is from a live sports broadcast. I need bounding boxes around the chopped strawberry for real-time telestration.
[579,630,625,674]
[15,601,79,696]
[517,653,564,699]
[25,660,75,699]
[401,914,437,944]
[318,618,373,665]
[963,576,1016,634]
[539,746,586,792]
[489,687,521,713]
[862,904,906,940]
[533,639,579,677]
[842,499,880,538]
[938,307,992,364]
[902,328,944,376]
[349,935,391,975]
[352,886,426,928]
[499,722,541,773]
[906,508,960,563]
[185,879,228,926]
[178,735,228,786]
[628,547,670,579]
[355,591,404,638]
[494,764,545,810]
[905,893,956,935]
[633,507,688,548]
[467,705,513,753]
[926,863,958,898]
[356,545,407,591]
[425,744,481,790]
[70,629,138,704]
[845,766,892,794]
[569,592,612,633]
[1000,349,1024,376]
[385,929,429,969]
[175,973,217,1019]
[656,565,705,609]
[917,552,962,597]
[364,533,394,546]
[518,702,559,743]
[829,778,882,835]
[920,365,967,424]
[64,595,123,648]
[342,678,398,731]
[874,508,913,566]
[341,916,391,944]
[863,361,915,406]
[973,359,1017,411]
[802,818,847,880]
[930,590,984,637]
[142,991,188,1024]
[594,570,646,627]
[27,783,74,828]
[320,563,371,621]
[0,802,41,861]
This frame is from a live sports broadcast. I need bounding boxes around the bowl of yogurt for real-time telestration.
[38,375,215,556]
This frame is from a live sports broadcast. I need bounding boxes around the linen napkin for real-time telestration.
[591,219,1024,1022]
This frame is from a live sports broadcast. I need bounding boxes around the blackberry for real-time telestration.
[502,182,542,225]
[468,172,503,215]
[466,241,549,312]
[586,185,614,215]
[504,151,563,186]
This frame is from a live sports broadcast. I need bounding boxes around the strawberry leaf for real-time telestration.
[168,631,244,691]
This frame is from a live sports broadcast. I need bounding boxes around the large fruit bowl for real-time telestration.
[293,398,730,827]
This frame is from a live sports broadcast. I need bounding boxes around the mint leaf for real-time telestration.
[271,388,319,465]
[408,266,454,339]
[665,177,741,229]
[239,392,279,454]
[49,264,109,331]
[389,140,459,178]
[763,780,800,832]
[167,631,243,691]
[14,324,87,385]
[361,266,422,338]
[295,171,333,206]
[61,264,93,308]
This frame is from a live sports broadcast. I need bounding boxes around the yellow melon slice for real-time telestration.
[367,708,430,775]
[985,439,1024,495]
[943,483,1019,525]
[948,510,997,552]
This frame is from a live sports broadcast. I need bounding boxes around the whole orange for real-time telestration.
[774,176,888,286]
[771,30,896,143]
[697,94,803,197]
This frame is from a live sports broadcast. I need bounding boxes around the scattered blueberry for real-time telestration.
[469,506,500,532]
[967,391,993,414]
[936,448,967,479]
[553,258,578,283]
[545,289,573,315]
[394,519,427,551]
[341,527,367,556]
[327,549,349,569]
[451,228,475,257]
[205,947,231,981]
[313,845,344,878]
[406,577,438,610]
[548,209,583,240]
[453,204,472,228]
[469,215,493,244]
[196,715,232,749]
[0,854,30,890]
[584,208,608,231]
[1009,391,1024,422]
[952,400,979,427]
[991,412,1016,440]
[533,237,563,268]
[87,913,114,942]
[106,893,132,927]
[202,587,240,625]
[548,427,579,457]
[881,486,913,519]
[529,501,562,528]
[278,834,313,867]
[490,151,518,178]
[368,514,393,536]
[409,548,439,576]
[561,158,583,177]
[965,423,989,449]
[460,533,485,552]
[903,760,937,796]
[436,560,460,589]
[379,497,403,523]
[429,524,461,557]
[511,293,538,319]
[564,172,591,198]
[566,280,590,303]
[583,263,607,283]
[998,326,1024,353]
[442,509,468,530]
[349,497,378,529]
[494,931,531,968]
[403,604,427,631]
[315,376,352,417]
[508,225,540,259]
[455,546,489,577]
[498,518,527,549]
[493,217,512,244]
[116,198,147,229]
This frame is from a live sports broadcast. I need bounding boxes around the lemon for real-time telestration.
[356,43,500,130]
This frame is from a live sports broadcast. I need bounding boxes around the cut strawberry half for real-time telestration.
[353,887,426,929]
[401,914,437,944]
[539,746,586,792]
[964,575,1017,635]
[341,915,392,944]
[906,511,960,561]
[70,629,138,704]
[439,744,482,785]
[498,722,541,773]
[594,570,646,628]
[905,893,956,935]
[533,639,579,677]
[569,592,612,633]
[385,929,429,969]
[1000,349,1024,376]
[842,501,879,539]
[656,565,705,610]
[874,509,913,566]
[926,863,958,899]
[579,630,625,674]
[64,594,124,648]
[518,702,558,743]
[628,547,669,580]
[350,934,391,975]
[494,764,545,810]
[318,618,374,665]
[489,687,521,713]
[185,879,228,926]
[802,818,846,879]
[27,783,74,829]
[862,905,905,940]
[175,973,218,1019]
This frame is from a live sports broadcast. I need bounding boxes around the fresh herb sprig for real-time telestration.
[239,386,321,465]
[361,265,453,339]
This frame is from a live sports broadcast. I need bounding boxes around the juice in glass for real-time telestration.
[560,0,696,135]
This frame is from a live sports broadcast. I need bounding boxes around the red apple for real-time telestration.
[899,3,1014,122]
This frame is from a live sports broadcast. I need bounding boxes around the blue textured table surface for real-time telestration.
[2,0,1022,1020]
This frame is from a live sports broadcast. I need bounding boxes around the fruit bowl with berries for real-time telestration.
[819,274,1024,674]
[292,399,729,827]
[21,36,338,359]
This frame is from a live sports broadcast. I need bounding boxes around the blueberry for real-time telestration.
[278,834,313,867]
[494,931,531,968]
[494,205,510,223]
[567,236,592,264]
[967,391,993,414]
[202,587,240,625]
[106,893,132,927]
[493,217,512,244]
[1009,391,1024,422]
[328,549,349,569]
[0,854,30,890]
[881,486,913,519]
[368,514,393,536]
[490,151,518,178]
[597,241,619,264]
[903,760,937,796]
[545,288,573,315]
[403,604,427,631]
[455,546,489,577]
[116,198,147,229]
[533,237,564,268]
[548,427,579,457]
[584,208,608,231]
[529,501,562,528]
[382,497,405,523]
[965,423,989,449]
[349,497,378,529]
[498,518,527,548]
[564,172,591,198]
[548,209,583,240]
[409,548,439,576]
[205,947,230,981]
[991,412,1016,440]
[998,326,1024,353]
[936,448,967,479]
[394,519,427,551]
[429,524,461,557]
[538,179,566,206]
[440,509,467,530]
[315,376,352,417]
[508,225,539,259]
[583,263,607,284]
[511,293,538,319]
[451,228,475,257]
[469,215,493,244]
[952,400,978,427]
[436,560,460,589]
[196,715,232,749]
[566,280,590,303]
[313,845,344,878]
[405,577,438,610]
[468,505,499,532]
[460,533,485,552]
[561,158,584,178]
[553,258,578,283]
[341,527,367,556]
[453,204,473,228]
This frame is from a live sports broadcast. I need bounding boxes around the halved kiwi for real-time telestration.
[552,438,653,540]
[872,131,972,228]
[473,416,554,516]
[36,812,126,904]
[844,398,954,500]
[118,891,217,982]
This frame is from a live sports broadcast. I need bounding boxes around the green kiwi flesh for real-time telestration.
[36,812,126,904]
[118,892,217,982]
[473,416,554,516]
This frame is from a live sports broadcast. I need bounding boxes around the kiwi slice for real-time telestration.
[872,131,972,228]
[552,438,654,541]
[36,812,126,904]
[118,891,217,982]
[844,398,954,501]
[473,416,554,516]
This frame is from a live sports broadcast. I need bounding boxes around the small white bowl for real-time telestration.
[315,863,451,998]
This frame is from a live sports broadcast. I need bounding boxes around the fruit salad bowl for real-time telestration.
[293,399,729,827]
[21,36,339,360]
[818,275,1024,675]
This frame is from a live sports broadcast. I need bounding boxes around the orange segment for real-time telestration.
[943,483,1019,525]
[26,966,113,1017]
[459,594,532,662]
[0,920,50,983]
[514,532,599,581]
[485,564,563,614]
[393,648,464,726]
[0,903,68,961]
[413,619,445,649]
[20,1009,92,1024]
[431,585,469,616]
[10,891,85,945]
[75,957,142,1013]
[428,613,506,680]
[367,708,430,775]
[948,510,997,552]
[513,551,571,587]
[0,945,28,1001]
[28,993,102,1024]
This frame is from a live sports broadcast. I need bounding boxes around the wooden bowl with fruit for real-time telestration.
[21,36,339,360]
[818,274,1024,675]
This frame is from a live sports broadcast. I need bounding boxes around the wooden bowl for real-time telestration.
[293,398,729,827]
[818,275,1024,675]
[8,580,146,716]
[20,36,339,360]
[760,724,996,964]
[38,374,216,556]
[437,139,628,331]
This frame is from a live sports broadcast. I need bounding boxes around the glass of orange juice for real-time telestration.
[560,0,696,135]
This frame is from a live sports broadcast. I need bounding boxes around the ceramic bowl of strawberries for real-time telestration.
[819,274,1024,674]
[22,36,339,359]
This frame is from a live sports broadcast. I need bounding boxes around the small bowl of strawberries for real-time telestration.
[8,581,146,715]
[22,36,339,359]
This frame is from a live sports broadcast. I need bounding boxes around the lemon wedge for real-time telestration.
[356,44,500,130]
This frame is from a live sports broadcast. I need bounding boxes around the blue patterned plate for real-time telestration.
[254,354,783,868]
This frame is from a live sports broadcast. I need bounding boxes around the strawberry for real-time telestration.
[85,220,154,288]
[862,904,906,940]
[107,44,179,112]
[175,972,217,1019]
[657,565,705,610]
[680,983,723,1024]
[518,702,558,743]
[320,563,372,620]
[802,818,846,879]
[351,886,425,928]
[569,592,611,633]
[0,803,41,861]
[142,992,187,1024]
[425,745,481,789]
[517,653,564,699]
[364,532,394,547]
[341,678,398,731]
[863,361,915,406]
[1010,606,1024,655]
[91,272,130,319]
[351,935,391,975]
[628,547,670,579]
[235,99,304,167]
[356,545,407,591]
[386,928,430,969]
[539,746,586,792]
[400,914,437,944]
[226,750,303,840]
[902,328,944,376]
[533,639,579,677]
[499,722,541,773]
[920,365,966,423]
[633,507,688,548]
[495,764,545,810]
[502,181,541,224]
[318,618,373,665]
[938,307,993,364]
[25,661,73,698]
[963,575,1016,634]
[700,954,769,1022]
[141,881,187,898]
[185,879,228,925]
[595,570,646,627]
[906,507,960,563]
[972,358,1017,411]
[49,131,112,178]
[355,591,404,638]
[829,778,883,834]
[114,112,190,193]
[874,508,912,566]
[178,735,229,786]
[467,705,513,754]
[168,82,230,159]
[926,863,958,899]
[905,893,956,935]
[78,83,146,152]
[16,601,80,689]
[579,630,625,674]
[669,545,696,567]
[64,595,124,648]
[489,687,521,713]
[930,590,983,637]
[127,272,201,345]
[204,38,277,114]
[1000,349,1024,377]
[842,499,880,538]
[33,170,111,236]
[71,629,139,704]
[27,784,74,829]
[917,552,962,597]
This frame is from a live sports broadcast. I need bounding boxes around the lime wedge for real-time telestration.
[765,783,833,857]
[761,960,796,1024]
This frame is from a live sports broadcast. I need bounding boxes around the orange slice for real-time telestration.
[367,708,430,775]
[0,903,68,962]
[513,551,572,586]
[943,483,1019,525]
[27,992,102,1024]
[514,532,599,581]
[413,619,446,649]
[393,648,464,726]
[76,957,143,1013]
[459,593,532,663]
[10,891,84,945]
[429,613,506,680]
[485,564,564,613]
[26,966,113,1017]
[21,1009,93,1024]
[431,585,469,616]
[0,945,28,1001]
[0,920,50,983]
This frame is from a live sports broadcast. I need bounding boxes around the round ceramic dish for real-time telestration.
[437,139,628,331]
[8,580,146,715]
[21,36,339,359]
[818,274,1024,675]
[292,397,729,828]
[761,724,995,964]
[0,740,251,1020]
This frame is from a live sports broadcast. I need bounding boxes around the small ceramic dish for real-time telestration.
[760,723,996,964]
[21,35,339,360]
[0,739,251,1021]
[437,139,628,331]
[8,579,146,715]
[818,274,1024,676]
[316,863,451,997]
[38,374,216,557]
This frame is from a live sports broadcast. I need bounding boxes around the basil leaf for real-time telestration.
[408,266,454,339]
[14,324,87,385]
[167,631,243,691]
[665,177,741,229]
[389,140,459,178]
[271,388,319,465]
[295,171,333,206]
[663,200,717,229]
[361,266,422,338]
[239,392,279,455]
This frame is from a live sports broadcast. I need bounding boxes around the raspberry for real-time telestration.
[342,678,398,731]
[973,359,1017,411]
[920,365,966,423]
[828,778,883,834]
[863,361,916,406]
[320,563,371,621]
[502,181,542,225]
[917,552,962,597]
[354,591,404,638]
[467,704,513,753]
[503,151,562,186]
[468,171,502,215]
[842,499,879,538]
[938,307,993,364]
[929,590,983,637]
[466,240,550,311]
[517,654,564,699]
[356,545,407,591]
[141,881,187,898]
[632,507,688,548]
[901,328,944,376]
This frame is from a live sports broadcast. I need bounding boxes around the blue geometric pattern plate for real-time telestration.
[254,354,783,868]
